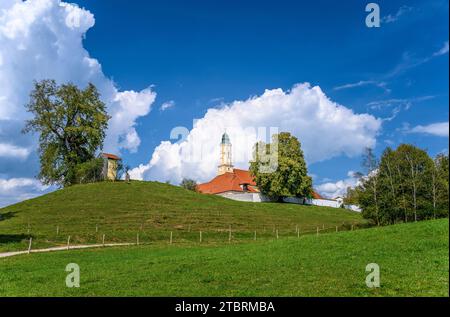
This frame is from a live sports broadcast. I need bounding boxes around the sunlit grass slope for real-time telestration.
[0,181,364,252]
[0,219,447,296]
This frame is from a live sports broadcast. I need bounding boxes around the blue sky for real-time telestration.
[0,0,448,205]
[77,0,449,183]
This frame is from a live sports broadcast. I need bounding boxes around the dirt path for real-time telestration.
[0,243,134,259]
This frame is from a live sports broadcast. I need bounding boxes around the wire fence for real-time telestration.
[4,220,368,254]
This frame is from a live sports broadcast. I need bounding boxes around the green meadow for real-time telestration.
[0,219,447,296]
[0,181,364,252]
[1,181,446,297]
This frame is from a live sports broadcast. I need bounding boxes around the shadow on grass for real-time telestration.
[0,211,16,221]
[0,234,31,245]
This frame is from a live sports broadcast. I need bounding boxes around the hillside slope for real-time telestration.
[0,181,364,252]
[0,219,447,296]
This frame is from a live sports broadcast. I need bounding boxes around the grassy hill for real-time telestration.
[0,181,364,252]
[0,219,447,296]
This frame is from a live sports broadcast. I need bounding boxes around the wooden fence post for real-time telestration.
[96,224,98,233]
[170,231,173,244]
[28,237,32,254]
[102,234,105,246]
[254,230,257,241]
[336,226,338,232]
[56,225,59,235]
[67,236,71,250]
[276,229,279,239]
[228,226,232,243]
[316,226,319,236]
[136,233,140,245]
[199,231,202,243]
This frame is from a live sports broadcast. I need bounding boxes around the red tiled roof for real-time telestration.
[312,191,323,199]
[101,153,121,160]
[197,169,258,194]
[197,168,324,199]
[233,168,257,185]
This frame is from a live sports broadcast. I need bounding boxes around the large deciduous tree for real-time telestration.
[398,144,434,222]
[249,132,312,201]
[23,80,109,187]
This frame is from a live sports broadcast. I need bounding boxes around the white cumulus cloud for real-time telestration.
[0,143,30,159]
[315,171,360,199]
[106,88,156,152]
[409,122,449,137]
[0,177,51,207]
[130,83,381,184]
[0,0,156,206]
[0,0,156,153]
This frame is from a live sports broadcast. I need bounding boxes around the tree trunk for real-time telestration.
[372,178,380,226]
[396,165,408,222]
[432,171,437,219]
[405,153,417,222]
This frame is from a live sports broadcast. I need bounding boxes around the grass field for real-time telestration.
[0,219,447,296]
[0,181,364,252]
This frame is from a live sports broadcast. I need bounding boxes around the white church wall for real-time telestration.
[217,191,255,202]
[252,193,262,202]
[255,193,270,202]
[216,191,353,211]
[217,192,273,203]
[218,192,305,204]
[305,198,342,208]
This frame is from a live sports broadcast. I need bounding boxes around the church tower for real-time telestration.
[218,132,234,175]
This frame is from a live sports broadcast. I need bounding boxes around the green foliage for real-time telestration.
[0,219,447,296]
[434,153,449,214]
[74,158,104,184]
[23,80,109,187]
[249,132,312,201]
[180,178,198,191]
[343,186,359,205]
[353,144,449,225]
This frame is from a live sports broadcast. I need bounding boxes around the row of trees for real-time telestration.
[346,146,449,225]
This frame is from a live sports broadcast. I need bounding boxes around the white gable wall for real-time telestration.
[305,198,341,208]
[214,191,361,212]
